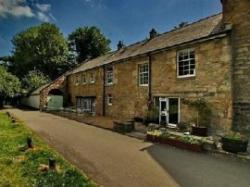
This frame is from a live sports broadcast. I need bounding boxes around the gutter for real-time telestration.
[102,66,106,116]
[148,53,152,103]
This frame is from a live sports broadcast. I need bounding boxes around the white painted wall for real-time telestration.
[21,95,40,109]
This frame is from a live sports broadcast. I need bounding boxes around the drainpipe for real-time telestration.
[148,53,152,109]
[102,66,106,116]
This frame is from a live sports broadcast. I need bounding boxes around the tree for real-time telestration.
[23,70,50,93]
[68,26,111,63]
[0,66,21,107]
[0,56,14,70]
[12,23,70,80]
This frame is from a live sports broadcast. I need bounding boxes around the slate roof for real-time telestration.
[70,13,228,75]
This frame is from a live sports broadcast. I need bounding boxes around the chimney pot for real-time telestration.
[117,41,125,50]
[149,28,158,39]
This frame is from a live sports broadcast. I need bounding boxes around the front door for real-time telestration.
[159,98,179,127]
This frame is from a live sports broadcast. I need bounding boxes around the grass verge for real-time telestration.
[0,112,96,187]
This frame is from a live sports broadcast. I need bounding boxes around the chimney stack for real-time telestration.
[117,41,125,50]
[149,28,158,39]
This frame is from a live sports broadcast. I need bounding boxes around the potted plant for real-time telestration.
[221,132,249,153]
[185,99,212,137]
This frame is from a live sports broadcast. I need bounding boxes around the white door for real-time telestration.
[159,98,169,125]
[159,97,179,127]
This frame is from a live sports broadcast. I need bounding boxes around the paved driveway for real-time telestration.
[5,109,250,187]
[6,109,178,187]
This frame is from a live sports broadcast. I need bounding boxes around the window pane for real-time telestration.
[178,49,195,77]
[139,63,149,85]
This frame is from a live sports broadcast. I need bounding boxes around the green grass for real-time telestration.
[0,112,96,187]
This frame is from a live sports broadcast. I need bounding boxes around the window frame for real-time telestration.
[105,66,113,86]
[138,63,149,86]
[81,73,87,85]
[75,75,80,86]
[77,97,94,113]
[106,94,112,106]
[89,72,95,84]
[177,48,196,78]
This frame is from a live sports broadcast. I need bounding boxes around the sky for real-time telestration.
[0,0,222,56]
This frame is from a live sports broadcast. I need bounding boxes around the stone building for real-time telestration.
[44,0,250,133]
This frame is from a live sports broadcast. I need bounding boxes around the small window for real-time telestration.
[90,72,95,84]
[107,94,112,106]
[83,99,92,112]
[138,63,149,86]
[75,75,80,85]
[81,73,87,84]
[105,66,113,85]
[77,97,93,113]
[177,49,195,78]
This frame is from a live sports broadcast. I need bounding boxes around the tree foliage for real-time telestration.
[0,56,14,70]
[0,66,21,98]
[68,26,111,63]
[23,70,50,93]
[12,23,70,80]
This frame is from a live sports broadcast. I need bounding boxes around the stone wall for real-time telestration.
[66,36,233,132]
[67,68,104,116]
[40,75,66,110]
[105,56,149,120]
[221,0,250,132]
[151,37,233,131]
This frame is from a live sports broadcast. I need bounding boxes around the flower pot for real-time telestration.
[191,126,208,137]
[221,137,249,153]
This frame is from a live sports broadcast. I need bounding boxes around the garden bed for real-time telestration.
[0,112,95,187]
[146,130,205,152]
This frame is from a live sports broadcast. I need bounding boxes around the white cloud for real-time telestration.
[37,11,49,22]
[36,3,51,12]
[0,0,55,22]
[11,5,34,17]
[0,0,34,18]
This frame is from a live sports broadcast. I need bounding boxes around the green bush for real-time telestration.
[144,106,159,125]
[184,98,212,127]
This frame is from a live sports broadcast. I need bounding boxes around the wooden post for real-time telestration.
[27,137,33,148]
[49,158,56,170]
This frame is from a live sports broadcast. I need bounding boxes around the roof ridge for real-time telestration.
[157,12,222,38]
[111,12,222,53]
[70,12,224,75]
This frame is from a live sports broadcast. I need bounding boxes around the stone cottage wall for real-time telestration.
[67,68,104,116]
[105,56,149,120]
[151,37,233,131]
[221,0,250,132]
[66,36,233,131]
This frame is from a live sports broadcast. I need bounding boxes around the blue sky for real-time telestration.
[0,0,221,56]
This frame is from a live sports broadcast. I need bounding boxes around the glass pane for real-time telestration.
[169,98,179,124]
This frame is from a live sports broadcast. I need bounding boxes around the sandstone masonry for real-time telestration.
[40,0,250,134]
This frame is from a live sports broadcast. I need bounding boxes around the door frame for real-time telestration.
[159,97,180,127]
[159,97,169,125]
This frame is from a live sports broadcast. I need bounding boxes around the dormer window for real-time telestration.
[177,49,196,78]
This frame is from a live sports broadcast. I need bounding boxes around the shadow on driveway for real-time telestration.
[142,143,250,187]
